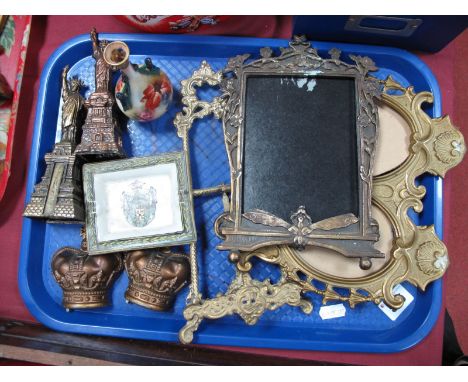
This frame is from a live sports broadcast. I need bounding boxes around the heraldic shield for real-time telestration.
[121,180,157,227]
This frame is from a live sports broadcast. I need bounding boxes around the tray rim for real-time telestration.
[19,33,443,354]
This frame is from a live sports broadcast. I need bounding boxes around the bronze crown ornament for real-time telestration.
[51,228,123,310]
[124,248,190,311]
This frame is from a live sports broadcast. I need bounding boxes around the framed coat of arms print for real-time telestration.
[82,152,196,255]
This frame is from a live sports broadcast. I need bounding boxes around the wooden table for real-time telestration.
[0,318,341,365]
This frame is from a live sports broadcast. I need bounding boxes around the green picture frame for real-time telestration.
[82,152,196,255]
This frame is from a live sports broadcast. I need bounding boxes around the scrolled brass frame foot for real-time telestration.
[178,271,313,344]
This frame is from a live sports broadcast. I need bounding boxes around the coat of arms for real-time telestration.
[121,180,157,227]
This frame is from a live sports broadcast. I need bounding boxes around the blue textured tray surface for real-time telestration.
[20,34,443,352]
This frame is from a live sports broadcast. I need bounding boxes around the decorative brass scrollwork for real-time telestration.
[179,270,312,344]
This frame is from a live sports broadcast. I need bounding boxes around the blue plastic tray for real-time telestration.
[19,34,443,353]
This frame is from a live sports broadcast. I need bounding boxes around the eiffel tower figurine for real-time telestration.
[23,66,85,222]
[74,28,125,160]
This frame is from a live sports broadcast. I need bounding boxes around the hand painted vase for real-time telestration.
[104,41,173,122]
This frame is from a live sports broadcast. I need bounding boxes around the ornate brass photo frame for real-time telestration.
[173,37,465,344]
[82,152,196,255]
[214,36,384,269]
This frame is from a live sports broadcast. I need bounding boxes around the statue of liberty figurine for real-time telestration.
[60,65,84,144]
[23,65,86,221]
[90,27,111,93]
[74,28,125,159]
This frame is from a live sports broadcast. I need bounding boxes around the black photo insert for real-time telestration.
[242,75,359,223]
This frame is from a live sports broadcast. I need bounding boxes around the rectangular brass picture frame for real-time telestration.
[83,152,196,255]
[215,37,384,267]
